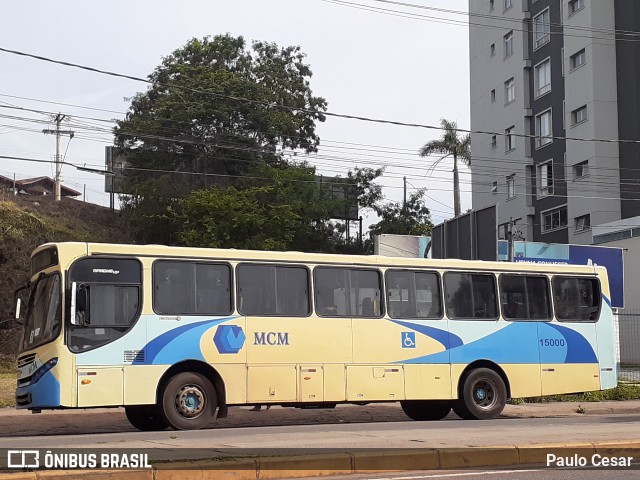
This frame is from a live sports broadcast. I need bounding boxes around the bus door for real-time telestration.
[540,276,601,395]
[352,269,449,402]
[348,268,404,401]
[239,264,352,404]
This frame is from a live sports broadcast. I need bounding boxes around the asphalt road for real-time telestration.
[1,412,639,454]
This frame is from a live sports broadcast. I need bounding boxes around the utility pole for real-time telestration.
[403,176,407,225]
[452,153,461,218]
[43,114,74,201]
[507,217,515,262]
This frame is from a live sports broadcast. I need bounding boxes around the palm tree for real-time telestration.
[418,119,470,218]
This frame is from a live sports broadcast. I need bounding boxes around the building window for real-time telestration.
[572,105,588,125]
[491,89,496,102]
[490,43,496,56]
[498,223,507,240]
[534,58,551,97]
[504,31,514,58]
[568,0,584,16]
[574,160,589,178]
[492,180,498,193]
[507,174,516,199]
[570,49,586,70]
[542,206,568,233]
[504,78,515,104]
[505,126,515,152]
[504,0,513,11]
[575,214,591,232]
[491,135,497,148]
[536,110,553,148]
[537,160,554,197]
[533,9,551,49]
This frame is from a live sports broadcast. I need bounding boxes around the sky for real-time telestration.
[0,0,471,226]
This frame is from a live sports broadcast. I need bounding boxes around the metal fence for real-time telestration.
[617,309,640,383]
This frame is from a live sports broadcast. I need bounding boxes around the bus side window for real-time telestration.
[444,272,497,320]
[553,276,600,322]
[315,267,348,317]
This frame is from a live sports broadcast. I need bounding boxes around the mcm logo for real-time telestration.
[213,325,246,354]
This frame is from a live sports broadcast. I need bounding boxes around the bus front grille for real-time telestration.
[17,354,36,368]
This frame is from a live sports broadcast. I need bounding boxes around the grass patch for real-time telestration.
[520,383,640,404]
[0,372,16,408]
[0,355,16,374]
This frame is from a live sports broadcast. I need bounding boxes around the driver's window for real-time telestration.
[69,284,140,352]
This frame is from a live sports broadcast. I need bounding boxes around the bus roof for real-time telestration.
[34,241,605,276]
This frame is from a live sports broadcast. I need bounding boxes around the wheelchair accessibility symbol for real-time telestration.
[402,331,416,348]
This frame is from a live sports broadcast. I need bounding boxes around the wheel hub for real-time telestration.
[473,380,495,408]
[175,385,205,418]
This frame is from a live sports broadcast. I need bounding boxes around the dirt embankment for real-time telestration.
[0,195,131,357]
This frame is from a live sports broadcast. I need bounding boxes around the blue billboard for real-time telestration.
[498,241,624,308]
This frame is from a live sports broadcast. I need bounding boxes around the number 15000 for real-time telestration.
[540,338,566,347]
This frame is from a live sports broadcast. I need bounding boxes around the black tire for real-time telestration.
[160,372,217,430]
[125,405,168,431]
[400,400,452,421]
[454,368,506,420]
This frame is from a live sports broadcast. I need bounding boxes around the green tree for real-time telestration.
[175,164,383,252]
[114,34,328,243]
[369,189,433,237]
[418,119,470,218]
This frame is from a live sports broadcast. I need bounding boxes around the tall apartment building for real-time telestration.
[469,0,640,245]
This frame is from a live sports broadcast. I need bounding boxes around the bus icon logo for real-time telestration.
[402,332,416,349]
[214,325,246,354]
[8,450,39,468]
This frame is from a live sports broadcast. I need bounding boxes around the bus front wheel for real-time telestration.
[161,372,217,430]
[401,400,451,421]
[125,405,168,431]
[454,368,506,420]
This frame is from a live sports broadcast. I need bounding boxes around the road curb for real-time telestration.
[2,441,640,479]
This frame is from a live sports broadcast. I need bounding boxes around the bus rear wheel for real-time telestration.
[161,372,217,430]
[401,400,451,421]
[125,405,168,431]
[454,368,506,420]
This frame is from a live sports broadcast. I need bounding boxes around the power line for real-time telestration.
[368,0,640,37]
[6,46,640,147]
[5,106,640,200]
[323,0,640,42]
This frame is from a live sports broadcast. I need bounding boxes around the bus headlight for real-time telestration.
[31,357,58,384]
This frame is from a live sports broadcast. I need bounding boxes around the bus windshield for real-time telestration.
[21,274,62,352]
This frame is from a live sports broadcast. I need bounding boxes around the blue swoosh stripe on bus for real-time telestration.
[544,323,598,363]
[143,318,230,364]
[390,320,463,349]
[400,322,595,365]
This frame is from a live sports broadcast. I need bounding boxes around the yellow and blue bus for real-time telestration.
[15,242,617,430]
